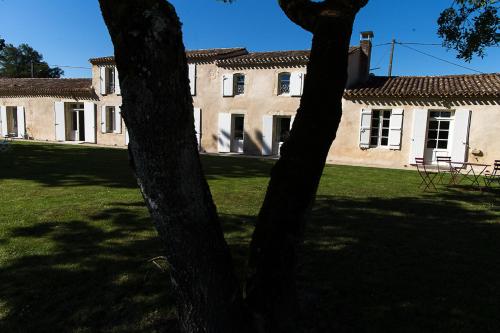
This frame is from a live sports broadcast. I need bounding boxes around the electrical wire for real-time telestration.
[397,43,485,74]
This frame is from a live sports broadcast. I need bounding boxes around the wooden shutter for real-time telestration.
[359,109,372,149]
[54,102,65,141]
[409,109,429,164]
[194,107,201,146]
[222,74,234,97]
[84,102,96,143]
[218,113,231,152]
[291,115,296,128]
[189,64,196,96]
[125,129,129,145]
[290,72,304,96]
[0,106,7,136]
[100,67,107,95]
[115,68,121,95]
[388,109,404,150]
[262,115,274,155]
[114,106,122,134]
[451,109,471,163]
[16,106,25,138]
[101,106,107,133]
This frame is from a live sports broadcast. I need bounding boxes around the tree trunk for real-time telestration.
[98,1,247,332]
[246,2,364,331]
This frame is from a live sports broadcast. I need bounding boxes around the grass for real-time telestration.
[0,142,499,332]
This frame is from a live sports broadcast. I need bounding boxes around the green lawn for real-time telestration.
[0,142,499,332]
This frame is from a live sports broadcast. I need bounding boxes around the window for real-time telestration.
[107,67,116,94]
[370,110,391,147]
[234,74,245,95]
[427,111,453,150]
[278,72,291,95]
[106,106,116,133]
[233,115,244,140]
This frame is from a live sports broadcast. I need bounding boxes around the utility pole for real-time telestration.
[388,38,396,77]
[30,61,34,78]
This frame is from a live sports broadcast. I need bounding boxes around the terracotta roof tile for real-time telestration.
[345,73,500,99]
[217,47,360,67]
[0,78,95,98]
[90,48,248,65]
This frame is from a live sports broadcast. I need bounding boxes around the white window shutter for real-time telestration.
[290,72,303,96]
[409,109,429,164]
[388,109,404,150]
[262,115,274,155]
[114,106,122,134]
[100,67,107,95]
[291,115,296,128]
[115,68,121,95]
[222,74,234,97]
[125,129,130,145]
[101,106,107,133]
[54,102,65,141]
[451,109,471,163]
[194,107,201,146]
[84,102,96,143]
[16,106,25,138]
[189,64,197,96]
[218,113,231,152]
[0,106,7,136]
[359,109,372,149]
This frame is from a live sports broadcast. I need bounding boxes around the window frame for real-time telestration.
[233,73,245,96]
[278,72,291,96]
[106,106,116,133]
[426,110,454,151]
[369,109,392,148]
[107,67,116,94]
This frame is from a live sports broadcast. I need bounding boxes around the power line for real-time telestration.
[397,43,485,74]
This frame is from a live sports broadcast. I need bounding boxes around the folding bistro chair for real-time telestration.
[0,135,12,153]
[415,157,439,192]
[436,156,454,184]
[485,160,500,187]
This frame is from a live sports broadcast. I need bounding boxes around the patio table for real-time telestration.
[449,162,490,187]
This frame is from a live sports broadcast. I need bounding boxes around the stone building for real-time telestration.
[1,33,499,168]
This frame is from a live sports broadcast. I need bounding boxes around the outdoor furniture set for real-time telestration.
[0,134,13,153]
[412,157,499,192]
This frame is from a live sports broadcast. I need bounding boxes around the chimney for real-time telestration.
[359,31,374,83]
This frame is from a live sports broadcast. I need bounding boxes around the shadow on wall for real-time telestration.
[211,129,266,157]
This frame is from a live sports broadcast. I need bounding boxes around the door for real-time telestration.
[275,117,291,155]
[231,114,244,153]
[424,111,453,163]
[7,107,18,137]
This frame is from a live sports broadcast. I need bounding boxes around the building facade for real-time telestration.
[1,34,499,169]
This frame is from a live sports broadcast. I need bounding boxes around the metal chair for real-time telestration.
[414,157,439,192]
[485,160,500,187]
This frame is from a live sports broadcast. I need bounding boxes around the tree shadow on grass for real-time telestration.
[0,204,179,332]
[0,143,274,189]
[298,191,500,333]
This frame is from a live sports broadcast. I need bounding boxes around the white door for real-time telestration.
[69,110,79,141]
[16,106,25,138]
[54,102,66,141]
[231,114,244,153]
[424,110,453,163]
[84,102,96,143]
[218,113,231,153]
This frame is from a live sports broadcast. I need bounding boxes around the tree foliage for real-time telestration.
[0,43,64,78]
[438,0,499,61]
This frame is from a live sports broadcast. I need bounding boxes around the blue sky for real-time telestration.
[0,0,497,78]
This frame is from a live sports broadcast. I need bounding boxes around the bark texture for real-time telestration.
[98,1,246,332]
[246,1,368,331]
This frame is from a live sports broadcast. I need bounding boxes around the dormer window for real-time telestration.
[234,74,245,95]
[278,72,291,95]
